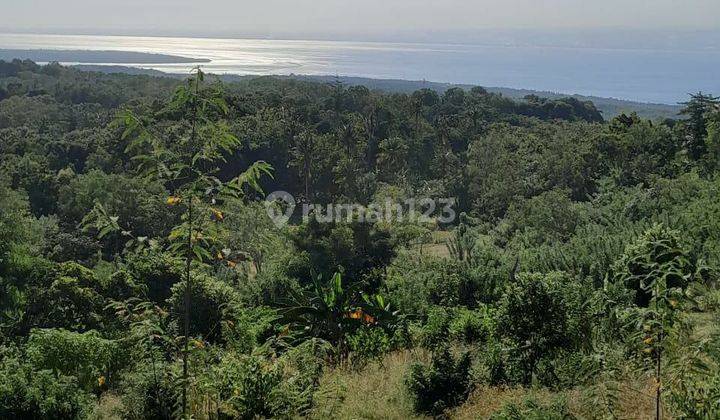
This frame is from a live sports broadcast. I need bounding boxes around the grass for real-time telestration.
[413,230,453,259]
[308,349,662,419]
[310,350,428,420]
[89,393,123,420]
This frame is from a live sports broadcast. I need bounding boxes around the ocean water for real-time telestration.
[0,33,718,104]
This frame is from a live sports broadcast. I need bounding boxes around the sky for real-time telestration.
[3,0,720,41]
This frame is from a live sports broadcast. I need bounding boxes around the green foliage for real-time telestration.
[448,306,495,344]
[347,326,391,363]
[124,249,182,303]
[221,304,278,354]
[0,351,94,419]
[669,366,720,419]
[386,253,464,316]
[26,328,126,392]
[62,170,169,252]
[705,113,720,171]
[489,396,575,420]
[600,114,680,186]
[212,353,284,419]
[112,67,274,417]
[406,346,473,416]
[680,92,719,160]
[417,305,493,348]
[168,275,241,343]
[206,344,326,419]
[3,62,720,419]
[466,123,600,220]
[283,272,398,354]
[496,272,587,385]
[21,262,106,332]
[117,363,176,420]
[0,185,30,265]
[289,217,396,290]
[419,306,454,348]
[500,188,585,245]
[612,223,694,307]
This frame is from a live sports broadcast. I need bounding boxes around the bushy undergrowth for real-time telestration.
[489,396,575,420]
[0,349,95,419]
[406,346,473,416]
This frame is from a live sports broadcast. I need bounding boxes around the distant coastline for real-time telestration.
[0,49,210,64]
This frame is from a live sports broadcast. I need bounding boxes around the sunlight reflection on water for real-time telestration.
[0,32,718,103]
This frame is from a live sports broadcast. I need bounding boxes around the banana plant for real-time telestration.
[282,272,399,357]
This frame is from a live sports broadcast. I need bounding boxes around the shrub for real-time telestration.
[124,249,182,304]
[220,355,283,419]
[501,188,585,246]
[448,306,494,344]
[419,306,495,349]
[419,306,453,349]
[386,254,462,317]
[535,350,588,389]
[0,353,94,419]
[168,275,241,343]
[481,338,510,386]
[612,223,695,307]
[489,396,575,420]
[496,272,576,385]
[669,371,720,419]
[221,305,278,354]
[101,269,145,301]
[406,346,473,416]
[347,326,391,363]
[22,266,106,332]
[26,328,126,392]
[236,263,301,307]
[118,361,176,420]
[207,346,325,420]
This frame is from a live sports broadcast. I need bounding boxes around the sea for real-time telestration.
[0,32,718,104]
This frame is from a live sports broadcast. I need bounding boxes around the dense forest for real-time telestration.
[1,59,720,419]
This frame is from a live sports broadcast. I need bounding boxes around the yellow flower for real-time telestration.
[211,208,224,222]
[669,299,678,308]
[216,251,224,260]
[643,337,654,345]
[166,196,182,206]
[98,376,106,387]
[643,348,653,354]
[345,308,375,325]
[347,309,363,320]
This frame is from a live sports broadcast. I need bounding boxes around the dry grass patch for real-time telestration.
[451,386,561,419]
[309,349,663,419]
[310,350,430,420]
[90,392,124,420]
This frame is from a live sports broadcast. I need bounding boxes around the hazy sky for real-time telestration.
[3,0,719,40]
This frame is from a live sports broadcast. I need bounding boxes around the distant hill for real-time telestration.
[73,65,682,120]
[0,49,209,64]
